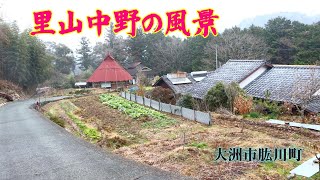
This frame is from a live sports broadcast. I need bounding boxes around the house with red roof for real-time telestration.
[87,54,133,89]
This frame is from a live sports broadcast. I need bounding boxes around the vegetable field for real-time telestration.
[99,94,177,128]
[60,101,101,141]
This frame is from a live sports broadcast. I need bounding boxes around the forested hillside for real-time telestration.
[0,21,52,92]
[87,17,320,75]
[0,17,319,91]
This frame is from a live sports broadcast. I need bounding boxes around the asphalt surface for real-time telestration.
[0,98,191,180]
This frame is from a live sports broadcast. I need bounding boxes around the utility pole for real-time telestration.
[215,44,218,70]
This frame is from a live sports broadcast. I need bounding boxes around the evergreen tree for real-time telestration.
[91,41,108,68]
[264,17,295,64]
[16,30,30,86]
[25,34,52,90]
[126,28,146,63]
[53,44,75,75]
[205,82,229,111]
[293,22,320,65]
[182,36,211,71]
[77,37,92,71]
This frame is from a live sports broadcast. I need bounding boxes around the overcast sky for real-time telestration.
[0,0,319,50]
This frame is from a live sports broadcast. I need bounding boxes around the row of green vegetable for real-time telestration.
[59,101,101,141]
[99,94,177,128]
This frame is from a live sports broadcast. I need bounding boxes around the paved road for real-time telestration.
[0,98,191,180]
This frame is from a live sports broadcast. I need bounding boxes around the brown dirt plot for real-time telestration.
[42,95,320,180]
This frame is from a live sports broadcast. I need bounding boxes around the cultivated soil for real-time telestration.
[42,94,320,180]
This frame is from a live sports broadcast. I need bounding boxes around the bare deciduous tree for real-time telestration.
[136,68,149,86]
[291,68,320,118]
[205,27,270,68]
[152,37,186,73]
[225,82,243,113]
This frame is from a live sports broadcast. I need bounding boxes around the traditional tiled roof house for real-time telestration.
[153,71,209,95]
[187,60,271,99]
[244,65,320,113]
[305,97,320,113]
[186,60,320,113]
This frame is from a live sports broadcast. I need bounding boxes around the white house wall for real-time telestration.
[313,89,320,96]
[239,66,268,88]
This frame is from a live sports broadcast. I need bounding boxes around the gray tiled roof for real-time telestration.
[306,96,320,113]
[187,60,267,99]
[245,65,320,102]
[245,65,320,112]
[161,74,196,94]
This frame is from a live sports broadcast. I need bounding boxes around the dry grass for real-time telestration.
[42,95,320,180]
[42,100,77,133]
[0,80,25,100]
[0,97,6,104]
[45,88,117,97]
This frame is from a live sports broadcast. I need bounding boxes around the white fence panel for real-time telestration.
[130,94,136,102]
[136,96,144,105]
[182,107,195,120]
[151,100,160,110]
[195,111,211,125]
[161,103,171,113]
[120,92,211,126]
[125,92,130,100]
[171,105,182,116]
[144,97,151,107]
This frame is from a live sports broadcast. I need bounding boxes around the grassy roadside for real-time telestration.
[59,101,101,142]
[43,99,101,142]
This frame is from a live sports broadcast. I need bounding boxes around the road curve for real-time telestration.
[0,98,191,180]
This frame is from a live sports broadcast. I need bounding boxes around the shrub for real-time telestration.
[135,85,145,96]
[280,102,294,115]
[65,75,76,88]
[254,99,281,115]
[249,112,260,118]
[225,82,244,113]
[205,82,229,111]
[266,101,281,115]
[253,91,281,116]
[267,113,278,120]
[234,95,253,115]
[150,86,176,104]
[137,72,150,86]
[176,94,195,109]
